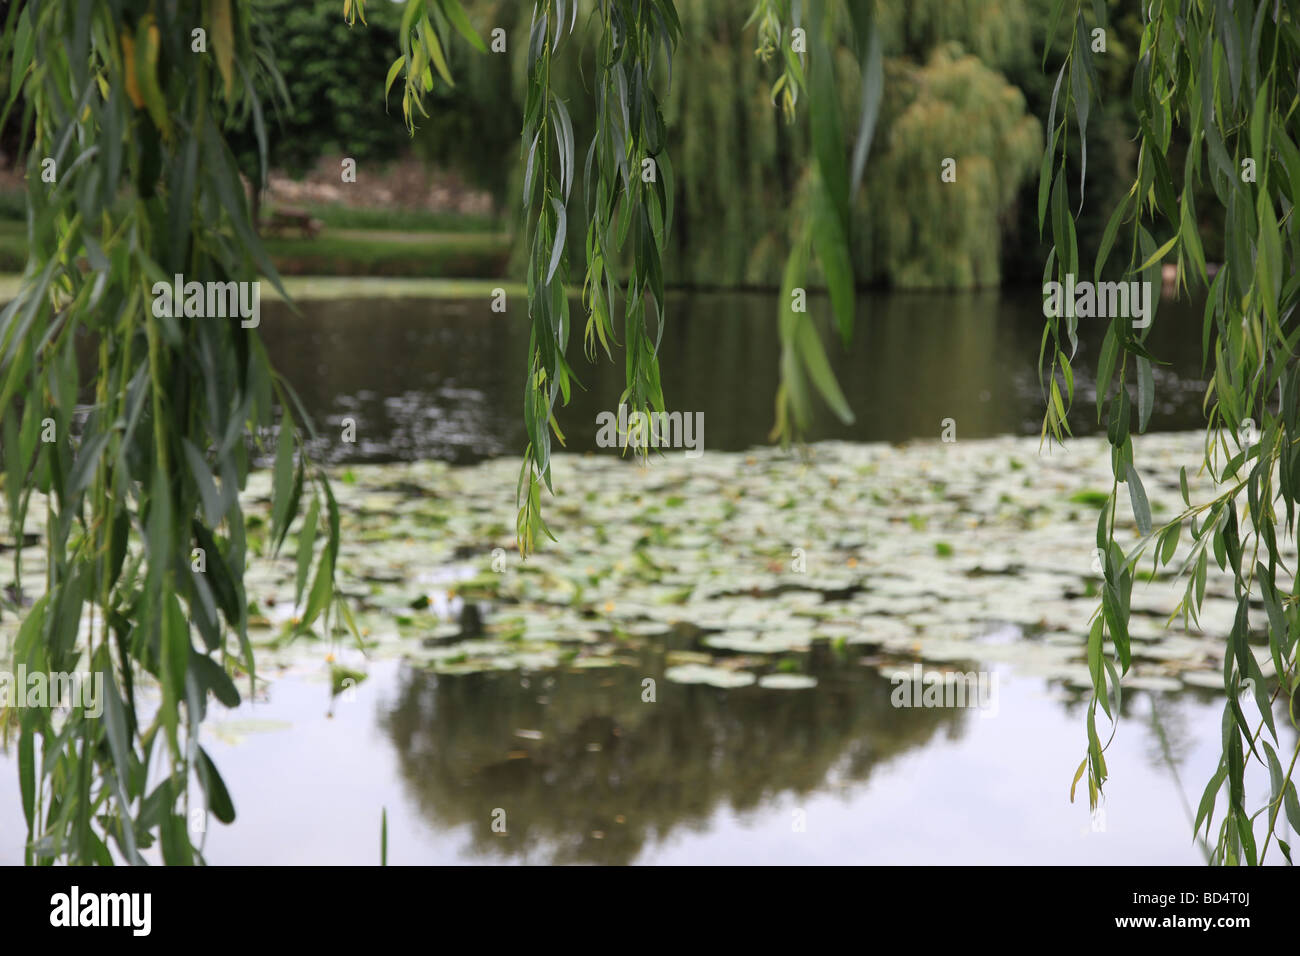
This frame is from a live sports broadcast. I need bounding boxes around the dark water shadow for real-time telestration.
[381,644,965,865]
[256,289,1211,465]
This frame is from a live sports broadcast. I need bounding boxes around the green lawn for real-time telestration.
[0,220,513,281]
[0,274,546,305]
[0,189,518,295]
[271,276,532,300]
[299,202,501,234]
[261,229,510,277]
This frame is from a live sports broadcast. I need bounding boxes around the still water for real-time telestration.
[1,288,1272,864]
[0,641,1253,864]
[258,288,1212,465]
[192,656,1238,864]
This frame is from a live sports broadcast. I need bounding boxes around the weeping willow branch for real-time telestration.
[0,0,347,865]
[1043,0,1300,865]
[514,0,575,556]
[757,0,877,445]
[583,0,680,465]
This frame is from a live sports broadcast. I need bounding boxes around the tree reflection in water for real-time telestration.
[381,645,965,864]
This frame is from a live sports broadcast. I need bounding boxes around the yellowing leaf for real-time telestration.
[135,18,171,136]
[120,33,144,109]
[1070,757,1087,803]
[384,55,404,105]
[212,0,235,100]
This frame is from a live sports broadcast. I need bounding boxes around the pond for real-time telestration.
[255,287,1214,465]
[0,288,1289,864]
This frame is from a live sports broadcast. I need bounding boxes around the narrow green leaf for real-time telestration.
[1126,461,1152,535]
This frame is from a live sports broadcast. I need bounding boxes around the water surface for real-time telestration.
[257,288,1211,464]
[2,289,1276,866]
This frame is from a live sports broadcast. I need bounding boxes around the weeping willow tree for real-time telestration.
[361,0,683,554]
[1042,0,1300,864]
[852,0,1042,289]
[641,0,1044,292]
[0,0,851,866]
[380,0,1041,458]
[0,0,344,864]
[875,0,1039,64]
[408,0,1044,292]
[9,0,1287,868]
[861,43,1040,289]
[359,0,1043,461]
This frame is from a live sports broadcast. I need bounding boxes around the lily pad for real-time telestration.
[663,664,757,688]
[757,674,818,689]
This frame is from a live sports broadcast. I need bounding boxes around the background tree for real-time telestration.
[413,0,1046,292]
[224,0,410,224]
[0,1,29,174]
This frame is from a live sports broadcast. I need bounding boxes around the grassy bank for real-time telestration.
[296,202,500,233]
[0,191,511,280]
[0,224,511,280]
[0,274,541,305]
[262,230,510,277]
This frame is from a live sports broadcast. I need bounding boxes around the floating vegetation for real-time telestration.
[758,674,818,690]
[664,664,757,689]
[0,432,1253,700]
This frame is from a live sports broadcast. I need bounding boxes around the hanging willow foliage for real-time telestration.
[514,0,579,556]
[760,0,868,445]
[366,0,893,532]
[491,0,1036,444]
[0,0,345,864]
[582,0,679,467]
[406,0,1043,296]
[367,0,680,553]
[514,0,680,553]
[1042,0,1300,864]
[602,0,795,286]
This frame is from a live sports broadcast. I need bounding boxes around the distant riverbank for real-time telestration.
[0,274,533,306]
